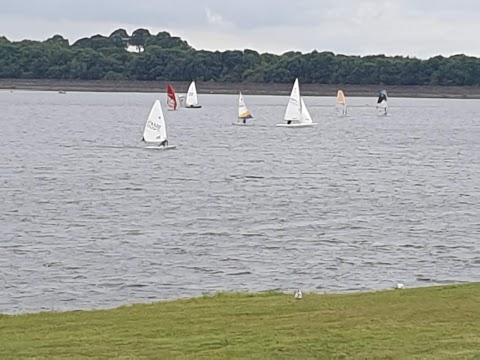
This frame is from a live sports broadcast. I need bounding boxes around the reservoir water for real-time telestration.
[0,90,479,314]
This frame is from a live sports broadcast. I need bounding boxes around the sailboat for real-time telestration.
[376,90,388,116]
[336,90,347,116]
[166,84,178,111]
[233,92,254,126]
[185,81,202,108]
[142,99,176,150]
[276,78,315,127]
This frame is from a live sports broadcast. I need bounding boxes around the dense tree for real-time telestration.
[109,29,129,39]
[130,28,151,52]
[44,35,69,47]
[0,28,478,85]
[145,31,191,50]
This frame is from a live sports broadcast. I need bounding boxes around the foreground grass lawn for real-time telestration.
[1,283,479,359]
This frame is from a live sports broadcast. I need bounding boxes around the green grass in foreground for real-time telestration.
[0,283,479,359]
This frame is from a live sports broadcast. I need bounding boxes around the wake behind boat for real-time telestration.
[185,81,202,108]
[233,91,254,126]
[276,78,315,128]
[142,99,176,150]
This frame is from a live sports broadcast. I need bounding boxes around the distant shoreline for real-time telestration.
[1,79,479,98]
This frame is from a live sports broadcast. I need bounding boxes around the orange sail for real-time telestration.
[336,90,346,105]
[336,90,347,116]
[167,84,177,110]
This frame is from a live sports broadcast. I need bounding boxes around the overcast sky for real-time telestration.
[0,0,478,58]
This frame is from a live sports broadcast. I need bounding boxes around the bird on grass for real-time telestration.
[294,290,303,300]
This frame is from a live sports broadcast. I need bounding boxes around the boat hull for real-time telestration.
[232,122,254,126]
[276,123,316,128]
[144,145,177,150]
[185,105,202,109]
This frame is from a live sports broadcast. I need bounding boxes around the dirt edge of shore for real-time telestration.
[1,79,479,98]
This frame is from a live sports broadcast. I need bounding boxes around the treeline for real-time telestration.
[0,28,479,86]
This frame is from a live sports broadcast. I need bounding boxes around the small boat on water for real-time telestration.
[142,99,176,150]
[336,90,347,116]
[376,90,388,116]
[185,81,202,108]
[166,84,179,111]
[276,78,315,128]
[233,91,254,126]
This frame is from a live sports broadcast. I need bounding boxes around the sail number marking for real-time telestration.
[147,120,162,131]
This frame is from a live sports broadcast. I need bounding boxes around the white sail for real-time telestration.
[238,92,253,119]
[185,81,200,107]
[300,98,313,124]
[277,78,315,127]
[284,78,302,122]
[377,100,388,109]
[377,100,388,114]
[143,99,167,143]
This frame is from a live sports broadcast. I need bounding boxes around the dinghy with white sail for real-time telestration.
[233,92,254,126]
[336,90,347,116]
[185,81,202,108]
[376,90,388,116]
[142,99,176,149]
[276,78,315,127]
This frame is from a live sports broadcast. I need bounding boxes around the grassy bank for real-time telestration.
[1,79,480,98]
[1,283,479,359]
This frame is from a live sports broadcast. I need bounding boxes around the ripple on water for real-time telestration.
[0,93,479,314]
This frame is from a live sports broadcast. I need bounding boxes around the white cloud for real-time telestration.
[0,0,478,57]
[205,8,229,27]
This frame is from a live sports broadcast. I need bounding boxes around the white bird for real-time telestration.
[395,283,405,290]
[294,290,303,299]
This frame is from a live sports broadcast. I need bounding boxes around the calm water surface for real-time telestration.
[0,90,479,314]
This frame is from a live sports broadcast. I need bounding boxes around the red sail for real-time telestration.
[167,84,177,110]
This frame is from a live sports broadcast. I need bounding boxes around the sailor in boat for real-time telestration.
[141,137,168,147]
[159,139,168,147]
[243,118,246,124]
[287,120,292,124]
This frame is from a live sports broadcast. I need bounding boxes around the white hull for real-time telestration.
[276,123,316,128]
[144,144,177,150]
